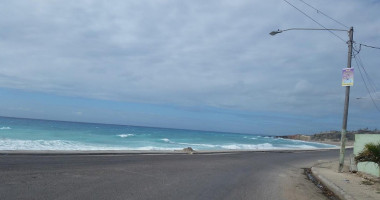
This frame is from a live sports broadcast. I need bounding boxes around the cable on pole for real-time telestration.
[298,0,349,29]
[354,56,380,112]
[282,0,347,43]
[360,43,380,50]
[356,53,378,94]
[353,44,378,95]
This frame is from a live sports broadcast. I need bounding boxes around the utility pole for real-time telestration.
[339,27,354,173]
[269,27,355,172]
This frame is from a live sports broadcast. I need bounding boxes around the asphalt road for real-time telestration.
[0,149,349,200]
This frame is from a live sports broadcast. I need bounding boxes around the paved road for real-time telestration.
[0,149,349,200]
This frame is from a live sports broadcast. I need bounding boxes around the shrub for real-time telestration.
[355,143,380,165]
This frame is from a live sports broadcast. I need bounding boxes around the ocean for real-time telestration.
[0,116,335,151]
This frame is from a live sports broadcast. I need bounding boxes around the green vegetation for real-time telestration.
[311,128,380,142]
[355,143,380,165]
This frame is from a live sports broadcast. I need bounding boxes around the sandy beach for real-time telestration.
[309,139,354,146]
[0,148,351,200]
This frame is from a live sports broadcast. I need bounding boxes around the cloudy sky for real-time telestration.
[0,0,379,135]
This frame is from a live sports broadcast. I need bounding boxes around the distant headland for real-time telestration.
[276,128,380,146]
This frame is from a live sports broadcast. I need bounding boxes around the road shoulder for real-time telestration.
[311,160,380,200]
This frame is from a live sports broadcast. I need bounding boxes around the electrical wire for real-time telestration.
[360,43,380,50]
[356,53,378,94]
[353,56,380,112]
[353,44,379,97]
[280,0,380,112]
[353,43,361,56]
[281,0,380,52]
[298,0,349,29]
[282,0,347,43]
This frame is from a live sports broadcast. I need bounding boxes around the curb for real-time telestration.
[311,167,356,200]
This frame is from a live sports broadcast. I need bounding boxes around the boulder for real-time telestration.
[183,147,195,154]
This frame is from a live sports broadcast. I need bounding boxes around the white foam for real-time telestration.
[283,144,317,149]
[117,134,134,138]
[280,138,336,147]
[0,138,181,151]
[221,143,275,150]
[0,127,11,130]
[132,146,181,151]
[161,138,176,144]
[0,139,102,150]
[178,142,217,148]
[161,138,170,142]
[0,137,333,151]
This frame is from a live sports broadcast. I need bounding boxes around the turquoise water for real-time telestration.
[0,116,335,150]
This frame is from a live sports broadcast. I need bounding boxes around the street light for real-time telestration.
[269,30,283,35]
[270,27,354,173]
[269,28,347,36]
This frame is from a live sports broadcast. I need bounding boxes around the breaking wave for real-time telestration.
[0,137,334,151]
[283,144,317,149]
[0,127,11,130]
[0,138,181,151]
[220,143,275,150]
[161,138,176,144]
[117,134,135,138]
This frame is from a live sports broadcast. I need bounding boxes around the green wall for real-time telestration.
[354,134,380,177]
[354,134,380,155]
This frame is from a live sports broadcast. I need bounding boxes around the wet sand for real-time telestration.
[0,149,351,200]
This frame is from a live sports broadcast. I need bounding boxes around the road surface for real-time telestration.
[0,149,349,200]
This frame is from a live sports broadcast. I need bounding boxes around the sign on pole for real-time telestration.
[342,68,354,86]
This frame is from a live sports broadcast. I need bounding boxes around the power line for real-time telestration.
[281,0,380,114]
[353,44,378,95]
[353,43,361,56]
[353,56,380,112]
[356,53,378,94]
[282,0,347,43]
[282,0,380,52]
[298,0,349,29]
[354,57,380,112]
[360,43,380,50]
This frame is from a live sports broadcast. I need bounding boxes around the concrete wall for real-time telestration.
[354,134,380,155]
[354,134,380,177]
[357,162,379,177]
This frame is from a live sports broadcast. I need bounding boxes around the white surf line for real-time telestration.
[0,146,350,155]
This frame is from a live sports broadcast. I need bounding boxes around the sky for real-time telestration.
[0,0,379,135]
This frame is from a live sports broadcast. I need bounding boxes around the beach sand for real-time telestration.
[309,139,354,146]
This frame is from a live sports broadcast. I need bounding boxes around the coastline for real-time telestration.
[306,139,354,147]
[0,138,349,155]
[0,146,347,155]
[277,133,355,147]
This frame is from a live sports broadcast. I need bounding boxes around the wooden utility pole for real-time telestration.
[339,27,354,173]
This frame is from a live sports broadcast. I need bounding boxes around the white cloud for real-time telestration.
[74,111,83,116]
[0,0,379,117]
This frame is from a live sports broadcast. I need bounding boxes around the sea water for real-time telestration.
[0,116,335,150]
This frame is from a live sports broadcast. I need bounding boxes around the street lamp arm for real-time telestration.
[283,28,348,32]
[269,28,348,36]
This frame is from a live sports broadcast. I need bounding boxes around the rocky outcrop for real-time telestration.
[278,129,380,143]
[183,147,195,154]
[276,134,311,141]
